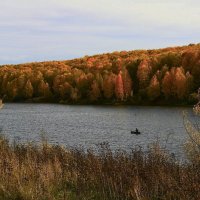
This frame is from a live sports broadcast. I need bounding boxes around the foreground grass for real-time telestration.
[0,137,200,200]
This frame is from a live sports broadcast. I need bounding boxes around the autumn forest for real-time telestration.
[0,44,200,105]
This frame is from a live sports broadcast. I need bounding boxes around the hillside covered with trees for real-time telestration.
[0,44,200,105]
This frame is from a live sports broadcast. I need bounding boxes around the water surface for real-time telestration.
[0,103,194,156]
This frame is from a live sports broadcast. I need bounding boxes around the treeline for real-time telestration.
[0,43,200,104]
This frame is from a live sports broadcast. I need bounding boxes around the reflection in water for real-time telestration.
[0,103,193,156]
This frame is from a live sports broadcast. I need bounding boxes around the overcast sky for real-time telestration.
[0,0,200,64]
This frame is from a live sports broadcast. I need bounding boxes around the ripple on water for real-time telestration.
[0,103,194,157]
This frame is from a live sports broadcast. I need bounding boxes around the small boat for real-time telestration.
[131,129,141,135]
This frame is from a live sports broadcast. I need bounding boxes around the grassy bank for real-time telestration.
[0,136,199,200]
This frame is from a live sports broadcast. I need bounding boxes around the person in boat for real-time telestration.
[131,128,140,134]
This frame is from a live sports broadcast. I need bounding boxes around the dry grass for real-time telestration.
[0,137,199,200]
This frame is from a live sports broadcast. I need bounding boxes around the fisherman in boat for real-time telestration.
[134,128,140,134]
[131,128,140,135]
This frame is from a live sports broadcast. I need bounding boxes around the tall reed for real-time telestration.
[0,137,199,200]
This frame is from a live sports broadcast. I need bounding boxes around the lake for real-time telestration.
[0,103,195,156]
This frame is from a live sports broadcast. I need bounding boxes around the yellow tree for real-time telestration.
[137,59,152,90]
[1,73,10,95]
[52,75,62,96]
[185,71,194,95]
[23,80,33,99]
[17,74,26,90]
[37,80,52,99]
[90,80,101,102]
[174,67,187,100]
[115,71,124,101]
[147,74,160,100]
[7,79,18,100]
[103,73,116,99]
[162,71,173,99]
[59,82,72,100]
[70,88,79,102]
[95,73,103,91]
[122,69,133,99]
